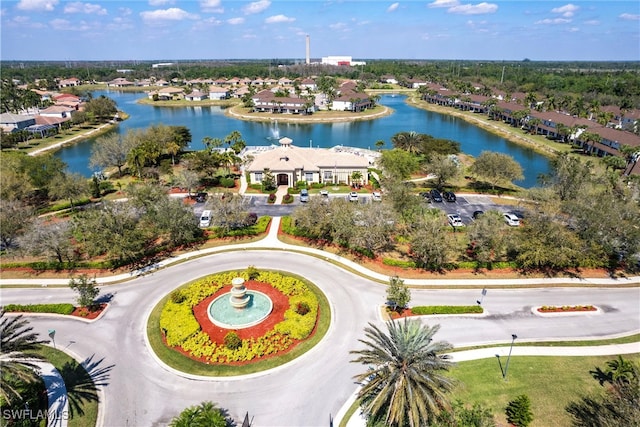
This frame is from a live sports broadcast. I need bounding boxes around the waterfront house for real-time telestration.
[246,138,371,187]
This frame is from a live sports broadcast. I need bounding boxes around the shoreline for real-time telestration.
[225,104,393,123]
[21,90,559,160]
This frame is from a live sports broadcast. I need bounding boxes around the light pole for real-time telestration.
[503,334,518,381]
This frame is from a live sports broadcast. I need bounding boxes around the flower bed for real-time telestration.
[537,305,596,313]
[159,270,319,364]
[3,303,107,320]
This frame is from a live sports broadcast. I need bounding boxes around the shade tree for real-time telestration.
[469,151,524,190]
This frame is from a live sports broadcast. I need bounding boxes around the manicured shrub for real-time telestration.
[411,305,483,315]
[282,194,293,204]
[383,258,417,268]
[224,332,242,350]
[220,177,235,188]
[295,302,310,315]
[170,290,186,304]
[3,303,75,315]
[267,193,276,204]
[505,394,534,427]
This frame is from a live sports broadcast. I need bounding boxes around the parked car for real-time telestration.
[371,191,382,202]
[472,210,484,220]
[447,213,464,227]
[503,212,520,226]
[299,188,309,202]
[443,191,456,202]
[199,210,212,228]
[348,191,359,202]
[320,189,329,197]
[195,192,207,203]
[430,189,443,203]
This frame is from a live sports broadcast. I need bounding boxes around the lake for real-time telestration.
[55,91,551,188]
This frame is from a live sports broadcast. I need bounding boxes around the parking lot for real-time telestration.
[192,193,522,226]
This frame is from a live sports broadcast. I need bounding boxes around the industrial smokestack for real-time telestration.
[306,35,310,65]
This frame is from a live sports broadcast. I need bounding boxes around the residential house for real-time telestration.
[58,77,80,88]
[246,138,371,187]
[185,90,208,101]
[0,113,36,132]
[209,87,230,100]
[252,90,310,114]
[107,78,135,87]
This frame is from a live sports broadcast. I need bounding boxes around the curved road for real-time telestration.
[2,248,640,426]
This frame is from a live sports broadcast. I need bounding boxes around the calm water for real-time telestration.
[55,91,551,188]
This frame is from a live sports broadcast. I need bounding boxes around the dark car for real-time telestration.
[430,189,443,203]
[443,191,456,202]
[195,192,208,203]
[472,210,484,219]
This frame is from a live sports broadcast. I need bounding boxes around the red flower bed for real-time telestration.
[70,303,107,320]
[192,280,289,342]
[537,305,596,313]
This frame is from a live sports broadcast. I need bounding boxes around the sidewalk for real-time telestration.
[34,361,69,427]
[336,342,640,427]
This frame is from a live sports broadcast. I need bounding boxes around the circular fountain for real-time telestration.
[208,277,273,329]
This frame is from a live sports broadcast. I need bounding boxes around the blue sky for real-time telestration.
[1,0,639,61]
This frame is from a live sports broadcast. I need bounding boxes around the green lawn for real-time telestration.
[36,346,100,427]
[448,354,640,426]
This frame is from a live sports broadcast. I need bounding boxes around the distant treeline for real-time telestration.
[2,59,639,107]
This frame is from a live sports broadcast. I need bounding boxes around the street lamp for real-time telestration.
[503,334,518,381]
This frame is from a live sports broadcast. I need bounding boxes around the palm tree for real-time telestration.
[169,401,227,427]
[350,319,455,427]
[391,131,423,154]
[0,313,46,404]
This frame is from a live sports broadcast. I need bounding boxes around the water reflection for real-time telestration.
[55,92,551,187]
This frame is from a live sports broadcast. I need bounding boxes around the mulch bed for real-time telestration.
[192,280,289,342]
[70,303,107,320]
[537,306,596,313]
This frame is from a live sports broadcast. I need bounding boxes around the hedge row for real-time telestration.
[0,260,113,270]
[3,303,75,315]
[209,216,270,238]
[411,305,484,315]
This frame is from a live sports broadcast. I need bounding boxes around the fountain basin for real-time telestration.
[208,291,273,329]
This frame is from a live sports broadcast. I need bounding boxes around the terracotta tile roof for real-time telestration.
[247,144,370,173]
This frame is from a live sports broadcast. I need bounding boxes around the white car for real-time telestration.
[319,189,329,197]
[348,191,359,202]
[447,213,464,227]
[371,191,382,202]
[199,210,212,227]
[503,212,520,226]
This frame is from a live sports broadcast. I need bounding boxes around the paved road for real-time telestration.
[2,248,639,427]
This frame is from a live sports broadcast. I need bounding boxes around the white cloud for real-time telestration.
[149,0,173,6]
[447,2,497,15]
[551,4,579,18]
[49,18,71,29]
[428,0,459,8]
[329,22,348,31]
[17,0,58,12]
[140,8,198,22]
[265,14,295,24]
[583,20,599,25]
[119,7,132,16]
[387,3,399,13]
[64,2,107,15]
[535,18,571,25]
[243,0,270,15]
[200,0,223,13]
[619,13,640,21]
[227,17,245,25]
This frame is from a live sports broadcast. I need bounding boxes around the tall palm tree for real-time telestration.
[351,319,455,427]
[0,313,46,404]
